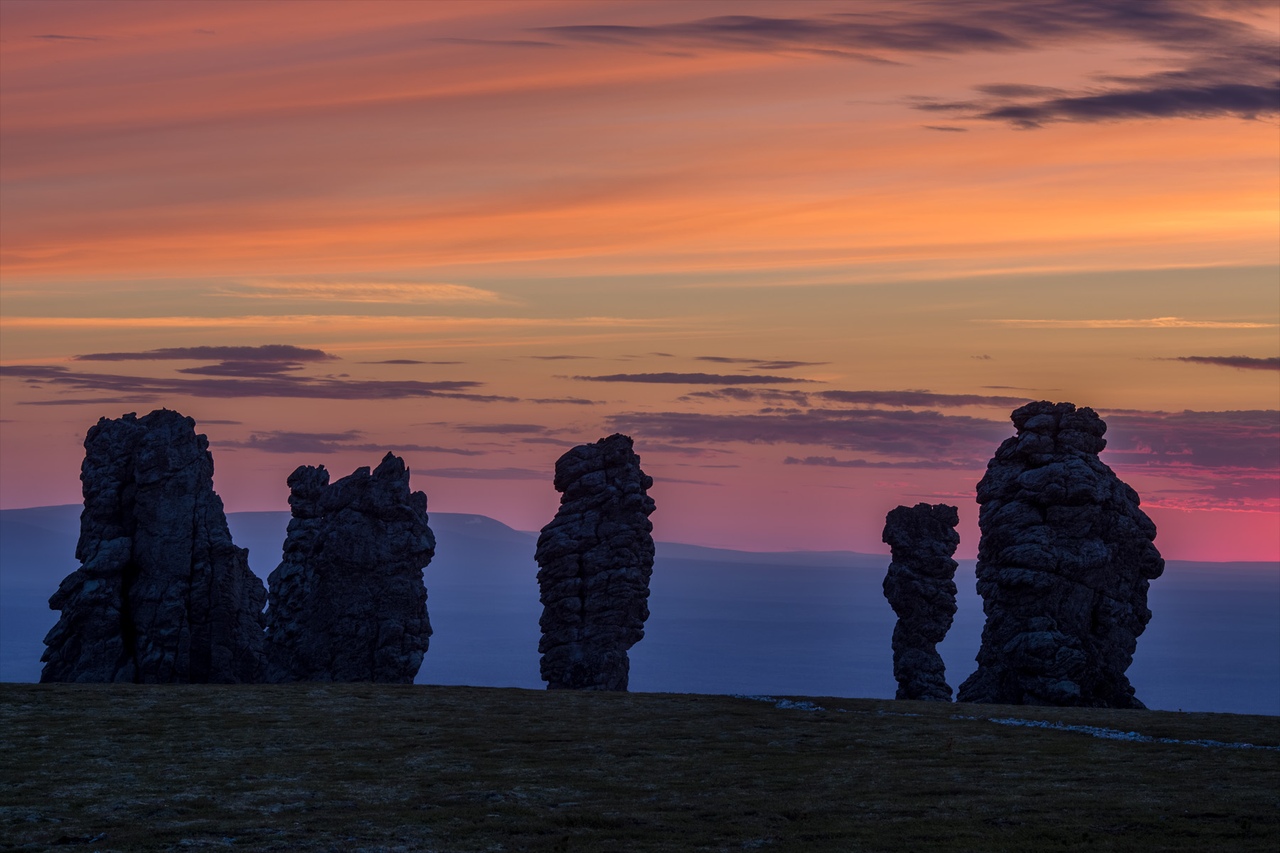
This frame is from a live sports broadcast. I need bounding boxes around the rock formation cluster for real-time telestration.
[535,434,656,691]
[882,503,960,701]
[265,453,435,683]
[958,401,1165,708]
[41,410,267,683]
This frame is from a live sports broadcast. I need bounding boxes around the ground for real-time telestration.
[2,684,1277,852]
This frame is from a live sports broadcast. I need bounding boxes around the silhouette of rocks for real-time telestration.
[41,410,267,683]
[958,401,1164,708]
[882,503,960,701]
[535,434,656,691]
[265,453,434,683]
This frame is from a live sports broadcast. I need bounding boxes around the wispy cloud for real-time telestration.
[1134,470,1280,512]
[979,317,1277,329]
[433,37,562,50]
[608,408,1009,459]
[695,356,829,370]
[176,362,308,377]
[784,455,982,470]
[75,345,337,363]
[73,345,339,378]
[681,387,1028,408]
[219,281,504,304]
[816,390,1028,408]
[1103,409,1280,472]
[18,396,162,407]
[575,372,816,385]
[359,359,464,365]
[1,365,515,403]
[455,423,553,435]
[542,2,1279,128]
[0,315,670,332]
[1166,355,1280,371]
[977,82,1279,128]
[218,430,485,456]
[420,467,547,480]
[538,13,1019,58]
[528,397,599,406]
[681,387,813,405]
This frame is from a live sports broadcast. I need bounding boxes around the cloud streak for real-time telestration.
[681,388,1029,408]
[608,408,1009,460]
[1103,409,1280,472]
[784,455,982,470]
[1168,356,1280,371]
[75,345,337,362]
[979,82,1280,128]
[979,317,1277,329]
[359,359,464,365]
[218,281,504,304]
[218,430,486,456]
[816,390,1029,408]
[541,2,1279,128]
[1,365,515,403]
[695,356,829,370]
[419,467,547,481]
[575,372,816,385]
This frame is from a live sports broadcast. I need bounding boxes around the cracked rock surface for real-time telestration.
[535,434,656,691]
[958,401,1165,708]
[265,453,434,683]
[882,503,960,701]
[41,410,267,683]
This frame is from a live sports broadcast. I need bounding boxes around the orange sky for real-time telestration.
[2,0,1277,561]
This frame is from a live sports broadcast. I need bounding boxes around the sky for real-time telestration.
[1,0,1277,561]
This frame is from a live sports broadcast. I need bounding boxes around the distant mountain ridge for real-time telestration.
[0,504,887,580]
[2,505,1277,715]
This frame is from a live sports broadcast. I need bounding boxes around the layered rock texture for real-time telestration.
[535,434,656,691]
[265,453,434,683]
[958,401,1165,708]
[882,503,960,701]
[41,410,267,683]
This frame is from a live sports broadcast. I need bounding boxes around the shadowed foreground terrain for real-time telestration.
[2,685,1277,852]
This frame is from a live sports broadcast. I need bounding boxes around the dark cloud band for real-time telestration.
[1168,356,1280,371]
[575,372,814,385]
[75,345,336,363]
[1,365,514,403]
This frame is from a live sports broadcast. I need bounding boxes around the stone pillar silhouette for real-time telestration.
[882,503,960,701]
[958,401,1164,708]
[265,453,434,683]
[535,434,656,690]
[42,409,267,683]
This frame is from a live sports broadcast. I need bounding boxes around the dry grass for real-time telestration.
[2,684,1278,852]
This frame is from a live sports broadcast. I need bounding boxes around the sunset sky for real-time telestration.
[1,0,1277,561]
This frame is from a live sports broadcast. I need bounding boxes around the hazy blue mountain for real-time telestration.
[1,505,1276,715]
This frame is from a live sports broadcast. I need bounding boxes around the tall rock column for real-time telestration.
[41,410,267,683]
[958,401,1164,708]
[265,453,435,683]
[882,503,960,701]
[535,434,656,691]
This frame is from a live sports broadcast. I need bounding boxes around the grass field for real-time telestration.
[2,684,1278,852]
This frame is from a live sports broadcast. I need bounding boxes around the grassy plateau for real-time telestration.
[2,684,1278,852]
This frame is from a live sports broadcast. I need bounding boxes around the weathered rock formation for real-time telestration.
[41,410,267,683]
[958,401,1164,708]
[535,434,656,691]
[265,453,434,683]
[882,503,960,701]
